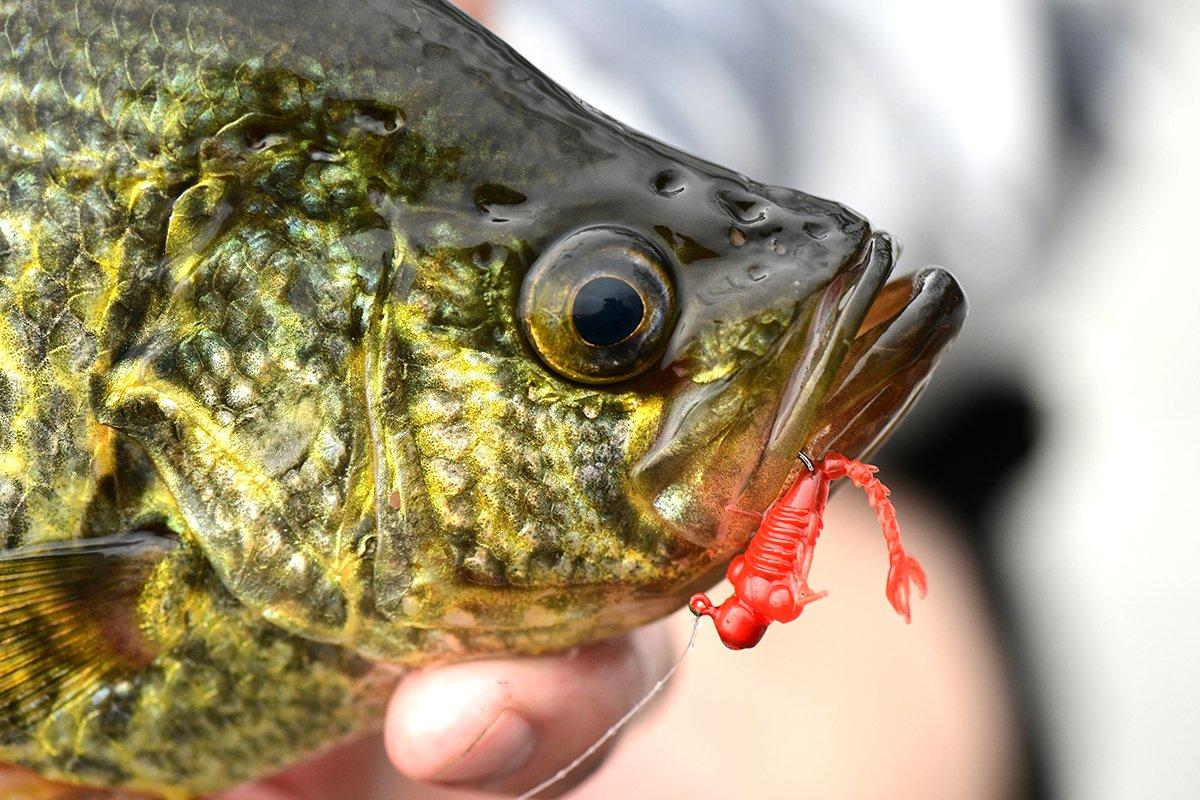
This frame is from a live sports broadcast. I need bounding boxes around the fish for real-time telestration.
[0,0,966,795]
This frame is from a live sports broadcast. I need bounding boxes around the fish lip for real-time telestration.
[731,234,968,524]
[802,263,967,462]
[632,230,963,553]
[732,231,898,515]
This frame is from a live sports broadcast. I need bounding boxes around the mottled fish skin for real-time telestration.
[0,0,963,795]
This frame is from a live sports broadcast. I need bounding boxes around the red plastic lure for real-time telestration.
[689,452,927,649]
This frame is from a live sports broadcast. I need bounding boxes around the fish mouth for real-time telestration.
[631,231,964,552]
[732,232,966,517]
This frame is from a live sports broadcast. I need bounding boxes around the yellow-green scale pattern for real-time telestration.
[0,1,419,795]
[0,0,970,795]
[0,1,705,792]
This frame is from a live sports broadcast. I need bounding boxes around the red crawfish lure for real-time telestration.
[519,454,926,799]
[689,452,927,649]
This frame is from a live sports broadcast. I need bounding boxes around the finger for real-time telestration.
[385,621,675,796]
[0,768,73,799]
[214,784,294,800]
[0,767,147,799]
[214,734,392,800]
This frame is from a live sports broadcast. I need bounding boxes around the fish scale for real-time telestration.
[0,0,964,795]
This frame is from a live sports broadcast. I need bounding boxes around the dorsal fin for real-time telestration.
[0,532,176,732]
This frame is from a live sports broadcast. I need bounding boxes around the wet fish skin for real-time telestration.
[0,0,964,795]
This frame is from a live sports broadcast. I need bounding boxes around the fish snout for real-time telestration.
[629,186,879,551]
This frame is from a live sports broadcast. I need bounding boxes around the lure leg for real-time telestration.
[821,454,928,622]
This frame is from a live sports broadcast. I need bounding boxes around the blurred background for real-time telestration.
[404,0,1200,797]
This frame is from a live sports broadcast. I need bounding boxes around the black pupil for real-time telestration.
[572,277,645,347]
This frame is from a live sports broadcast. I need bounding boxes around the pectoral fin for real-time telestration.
[0,532,176,731]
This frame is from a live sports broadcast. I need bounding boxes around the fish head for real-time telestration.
[369,117,965,655]
[510,163,882,545]
[460,147,967,537]
[326,5,971,657]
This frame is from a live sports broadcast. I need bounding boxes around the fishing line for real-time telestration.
[515,614,703,800]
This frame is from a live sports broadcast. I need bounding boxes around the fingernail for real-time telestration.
[433,708,538,785]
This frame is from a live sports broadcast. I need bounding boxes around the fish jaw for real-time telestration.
[633,231,966,554]
[802,264,968,460]
[734,241,968,533]
[735,232,900,515]
[627,223,879,550]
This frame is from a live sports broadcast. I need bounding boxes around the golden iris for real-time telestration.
[519,227,677,384]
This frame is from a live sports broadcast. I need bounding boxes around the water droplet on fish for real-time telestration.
[244,128,285,152]
[717,190,768,224]
[353,107,405,135]
[472,243,494,267]
[803,221,829,240]
[474,184,528,219]
[308,148,340,162]
[653,169,687,197]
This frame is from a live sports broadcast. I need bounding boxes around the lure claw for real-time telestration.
[885,551,927,623]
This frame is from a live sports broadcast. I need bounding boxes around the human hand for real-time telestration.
[0,621,674,799]
[222,622,673,799]
[382,622,673,797]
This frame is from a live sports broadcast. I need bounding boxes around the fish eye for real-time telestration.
[572,277,645,347]
[520,227,677,384]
